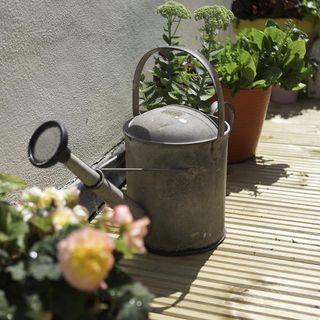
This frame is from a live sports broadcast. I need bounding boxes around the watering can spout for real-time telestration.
[28,121,145,219]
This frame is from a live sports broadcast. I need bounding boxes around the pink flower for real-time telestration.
[108,205,133,225]
[57,227,114,292]
[123,217,150,254]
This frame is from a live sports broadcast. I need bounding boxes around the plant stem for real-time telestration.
[172,18,181,39]
[196,28,215,101]
[167,16,173,45]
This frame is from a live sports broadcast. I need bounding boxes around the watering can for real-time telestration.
[28,46,233,255]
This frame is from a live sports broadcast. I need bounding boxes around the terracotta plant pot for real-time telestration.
[271,86,298,104]
[222,86,272,163]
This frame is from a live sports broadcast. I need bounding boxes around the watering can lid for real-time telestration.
[123,105,218,144]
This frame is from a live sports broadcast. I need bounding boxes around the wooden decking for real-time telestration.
[121,99,320,320]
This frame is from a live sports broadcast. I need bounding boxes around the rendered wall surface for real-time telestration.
[0,0,232,188]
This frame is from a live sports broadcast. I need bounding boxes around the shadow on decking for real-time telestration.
[227,156,289,196]
[266,98,320,120]
[121,251,212,311]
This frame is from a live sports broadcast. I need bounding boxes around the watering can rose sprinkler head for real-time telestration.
[28,120,145,219]
[28,120,70,168]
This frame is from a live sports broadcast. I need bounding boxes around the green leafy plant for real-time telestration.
[197,17,312,94]
[238,20,312,91]
[0,173,153,320]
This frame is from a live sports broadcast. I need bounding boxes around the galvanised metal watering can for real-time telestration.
[28,46,233,255]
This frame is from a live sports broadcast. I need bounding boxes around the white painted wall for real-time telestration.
[0,0,232,188]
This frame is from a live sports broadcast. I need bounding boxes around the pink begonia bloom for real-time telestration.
[52,207,78,231]
[123,217,150,254]
[57,227,114,292]
[108,205,133,225]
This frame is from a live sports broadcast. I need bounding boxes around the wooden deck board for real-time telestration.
[121,99,320,319]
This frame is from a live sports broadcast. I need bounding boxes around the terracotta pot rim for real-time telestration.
[222,85,272,93]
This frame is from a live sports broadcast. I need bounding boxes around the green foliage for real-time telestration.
[298,0,320,26]
[144,2,312,108]
[104,268,153,320]
[213,20,312,93]
[0,173,26,197]
[140,0,216,113]
[0,174,153,320]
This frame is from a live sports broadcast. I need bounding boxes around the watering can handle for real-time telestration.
[132,46,225,138]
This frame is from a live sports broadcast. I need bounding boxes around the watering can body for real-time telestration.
[123,46,232,255]
[124,110,230,254]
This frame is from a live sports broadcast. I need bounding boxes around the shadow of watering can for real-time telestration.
[28,46,234,255]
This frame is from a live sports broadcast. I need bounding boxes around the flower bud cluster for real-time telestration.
[20,186,88,231]
[194,5,234,32]
[157,0,191,19]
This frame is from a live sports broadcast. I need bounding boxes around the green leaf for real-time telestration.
[168,92,179,101]
[8,219,29,249]
[0,202,29,250]
[45,279,96,320]
[6,261,26,281]
[200,95,213,101]
[115,239,132,259]
[187,87,198,96]
[238,50,256,86]
[162,34,171,45]
[286,40,306,63]
[29,215,52,233]
[291,83,306,91]
[264,27,286,46]
[239,28,264,50]
[0,290,15,319]
[251,80,266,88]
[171,82,186,96]
[160,78,170,86]
[0,173,26,197]
[29,254,60,281]
[25,294,43,319]
[141,84,155,95]
[261,66,282,87]
[265,19,280,29]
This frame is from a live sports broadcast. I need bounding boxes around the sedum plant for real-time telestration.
[157,0,191,46]
[193,5,234,100]
[0,173,153,320]
[140,0,216,113]
[194,5,235,62]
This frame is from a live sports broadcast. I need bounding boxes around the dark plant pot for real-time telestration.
[271,86,298,104]
[222,86,272,164]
